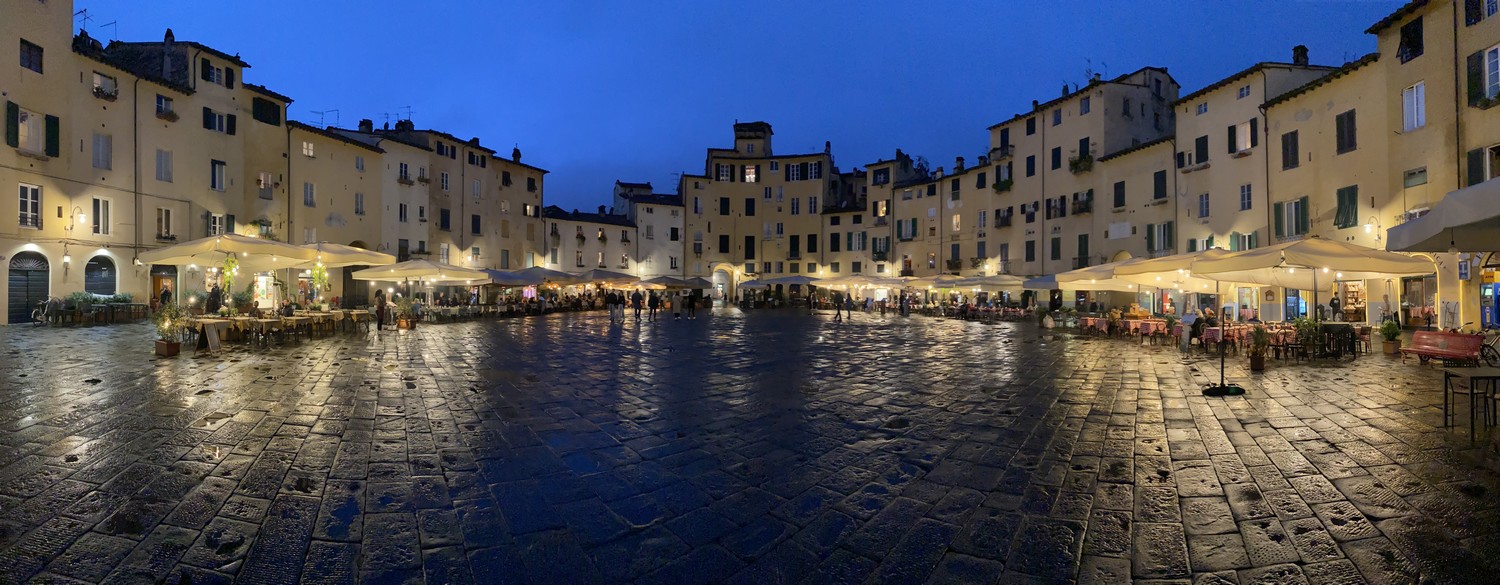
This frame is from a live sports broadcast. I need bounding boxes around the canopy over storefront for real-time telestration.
[1386,179,1500,253]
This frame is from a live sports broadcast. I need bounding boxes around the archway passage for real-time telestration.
[151,265,178,305]
[8,252,49,324]
[85,255,117,296]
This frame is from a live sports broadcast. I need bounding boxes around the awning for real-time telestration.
[139,233,316,272]
[1386,179,1500,253]
[301,242,396,268]
[1193,236,1433,290]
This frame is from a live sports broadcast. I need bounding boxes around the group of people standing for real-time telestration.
[604,289,700,324]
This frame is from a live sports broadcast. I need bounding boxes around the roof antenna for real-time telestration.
[399,105,414,121]
[310,110,340,128]
[99,21,118,41]
[74,9,93,33]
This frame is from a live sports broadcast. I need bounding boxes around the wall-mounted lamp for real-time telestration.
[1363,216,1382,242]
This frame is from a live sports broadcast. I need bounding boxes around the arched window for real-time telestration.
[8,251,49,324]
[85,255,117,295]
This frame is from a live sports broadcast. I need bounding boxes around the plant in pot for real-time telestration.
[1293,317,1321,358]
[232,285,256,314]
[151,302,185,357]
[394,297,417,329]
[1247,325,1271,372]
[1379,320,1403,354]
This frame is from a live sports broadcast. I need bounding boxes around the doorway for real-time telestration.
[150,265,177,308]
[7,252,49,324]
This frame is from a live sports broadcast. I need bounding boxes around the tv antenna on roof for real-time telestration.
[74,9,94,32]
[398,105,414,121]
[99,21,118,41]
[310,109,340,128]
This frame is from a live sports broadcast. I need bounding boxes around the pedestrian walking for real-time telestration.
[647,292,660,321]
[373,288,386,331]
[686,294,698,319]
[806,293,815,315]
[832,291,843,322]
[631,290,644,320]
[845,293,855,320]
[672,292,683,320]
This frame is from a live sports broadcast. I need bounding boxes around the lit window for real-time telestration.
[302,141,314,157]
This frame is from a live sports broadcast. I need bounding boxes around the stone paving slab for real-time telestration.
[2,311,1500,583]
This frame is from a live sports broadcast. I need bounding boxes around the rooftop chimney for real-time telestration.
[1293,45,1309,66]
[511,146,521,162]
[1062,83,1070,97]
[598,205,606,216]
[358,119,373,133]
[955,156,965,172]
[162,29,174,81]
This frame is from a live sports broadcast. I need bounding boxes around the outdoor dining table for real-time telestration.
[348,310,371,332]
[194,318,230,353]
[283,316,312,340]
[1441,366,1500,443]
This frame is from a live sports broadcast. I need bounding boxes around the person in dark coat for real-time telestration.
[373,288,386,330]
[206,283,223,314]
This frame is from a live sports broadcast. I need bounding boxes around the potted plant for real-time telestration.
[1293,317,1321,358]
[232,284,256,314]
[151,302,185,357]
[1247,325,1271,372]
[183,291,207,315]
[394,296,417,329]
[1379,320,1402,354]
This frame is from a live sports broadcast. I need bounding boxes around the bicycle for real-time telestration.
[1482,325,1500,367]
[30,296,60,327]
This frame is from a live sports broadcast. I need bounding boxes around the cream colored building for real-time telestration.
[542,206,636,276]
[613,181,685,280]
[1095,137,1177,264]
[287,121,384,302]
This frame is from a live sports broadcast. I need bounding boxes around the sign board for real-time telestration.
[1460,260,1471,281]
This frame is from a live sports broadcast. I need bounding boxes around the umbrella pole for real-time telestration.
[1204,279,1244,397]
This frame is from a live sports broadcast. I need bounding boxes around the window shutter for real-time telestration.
[1207,236,1215,250]
[1146,223,1156,251]
[1466,0,1483,26]
[1298,196,1310,234]
[226,114,236,136]
[1249,118,1259,147]
[1188,239,1198,252]
[1176,151,1185,168]
[4,101,17,148]
[201,58,212,81]
[1249,231,1258,249]
[44,115,59,157]
[1468,148,1486,186]
[1229,232,1240,251]
[204,212,212,237]
[203,107,214,130]
[226,214,236,234]
[1195,135,1209,163]
[1165,221,1174,249]
[1274,202,1285,237]
[753,164,760,182]
[1227,124,1237,153]
[799,162,809,179]
[224,67,235,89]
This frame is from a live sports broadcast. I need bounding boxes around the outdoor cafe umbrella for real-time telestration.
[643,276,692,289]
[140,233,316,271]
[683,277,714,289]
[573,268,637,285]
[481,269,534,287]
[349,259,488,283]
[509,266,584,285]
[760,275,822,286]
[955,274,1025,289]
[1386,178,1500,253]
[1022,274,1138,292]
[909,274,966,289]
[300,242,395,268]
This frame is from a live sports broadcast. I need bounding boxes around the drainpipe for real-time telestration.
[132,76,142,276]
[1260,71,1272,250]
[1452,5,1464,190]
[285,115,292,243]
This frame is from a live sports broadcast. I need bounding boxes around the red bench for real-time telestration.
[1400,330,1484,365]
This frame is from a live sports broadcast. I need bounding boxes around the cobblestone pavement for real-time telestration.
[1,309,1499,584]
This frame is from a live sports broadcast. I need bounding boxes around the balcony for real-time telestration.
[990,144,1014,160]
[874,217,889,226]
[998,216,1013,228]
[692,243,703,257]
[417,175,431,184]
[1068,154,1094,174]
[1071,199,1093,215]
[18,214,41,229]
[156,233,177,242]
[900,268,915,277]
[155,110,179,123]
[1072,256,1091,269]
[872,251,888,262]
[397,176,415,186]
[92,86,118,101]
[788,251,801,259]
[945,259,962,271]
[992,179,1013,193]
[995,260,1012,275]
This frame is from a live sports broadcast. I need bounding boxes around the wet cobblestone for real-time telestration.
[3,310,1500,583]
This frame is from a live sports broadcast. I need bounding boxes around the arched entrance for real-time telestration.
[84,255,117,296]
[151,265,178,306]
[8,252,49,324]
[710,263,737,307]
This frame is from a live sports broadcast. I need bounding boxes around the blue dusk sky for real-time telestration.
[77,1,1402,211]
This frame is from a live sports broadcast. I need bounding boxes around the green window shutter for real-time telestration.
[753,165,760,182]
[1188,239,1198,252]
[1227,124,1237,153]
[1207,235,1215,250]
[1230,232,1241,251]
[226,214,236,234]
[1146,223,1156,252]
[4,101,17,147]
[1298,196,1311,234]
[1249,230,1259,249]
[1166,221,1174,249]
[1249,118,1259,147]
[225,67,235,89]
[1274,202,1285,238]
[1468,148,1486,186]
[44,115,59,157]
[1335,186,1358,228]
[201,58,213,81]
[204,212,212,237]
[1468,51,1485,106]
[226,114,237,136]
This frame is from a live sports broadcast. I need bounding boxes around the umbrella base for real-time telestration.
[1202,384,1246,397]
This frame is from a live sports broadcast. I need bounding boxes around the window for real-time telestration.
[807,233,817,253]
[978,210,987,228]
[1335,110,1357,154]
[91,133,112,170]
[1026,117,1036,135]
[1404,167,1428,188]
[355,193,365,215]
[670,227,680,241]
[744,165,758,183]
[1274,196,1311,238]
[952,214,961,232]
[745,198,755,217]
[201,108,234,134]
[775,222,784,236]
[527,177,537,192]
[1154,171,1167,200]
[471,179,481,199]
[1237,85,1251,99]
[1080,96,1090,115]
[1398,17,1424,63]
[872,168,890,185]
[1113,181,1126,208]
[302,141,315,157]
[156,95,173,116]
[1194,135,1209,164]
[717,164,731,181]
[1146,222,1175,252]
[1051,147,1061,170]
[1025,240,1036,262]
[472,214,482,235]
[1026,155,1036,177]
[950,178,960,200]
[1239,184,1252,211]
[1195,103,1208,115]
[206,214,225,236]
[830,216,841,226]
[1402,82,1426,131]
[355,156,365,172]
[575,250,584,267]
[439,243,450,264]
[790,197,800,215]
[1335,185,1359,229]
[1052,109,1061,126]
[155,149,172,182]
[19,184,40,229]
[92,72,117,98]
[718,234,730,253]
[200,59,233,87]
[1050,237,1061,261]
[502,171,512,187]
[1229,119,1255,153]
[251,97,280,126]
[1198,193,1210,218]
[644,225,654,240]
[303,182,316,207]
[670,256,679,269]
[156,208,172,238]
[440,208,451,230]
[1281,131,1300,169]
[745,236,756,259]
[19,39,43,74]
[302,227,317,245]
[92,197,112,235]
[210,160,226,191]
[399,204,410,223]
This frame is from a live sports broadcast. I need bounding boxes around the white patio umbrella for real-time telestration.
[349,259,488,282]
[1112,249,1236,291]
[140,233,317,271]
[643,276,692,289]
[573,268,637,284]
[760,275,822,286]
[300,242,396,268]
[509,266,584,285]
[624,281,668,290]
[808,274,869,287]
[956,274,1026,289]
[1386,179,1500,253]
[682,277,715,289]
[738,279,770,290]
[1192,237,1434,301]
[909,274,967,288]
[1023,274,1139,292]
